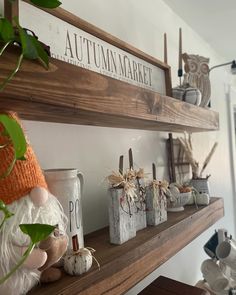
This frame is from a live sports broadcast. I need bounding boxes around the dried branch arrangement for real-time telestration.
[178,133,218,179]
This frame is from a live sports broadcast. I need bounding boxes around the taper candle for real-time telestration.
[178,28,183,81]
[179,28,182,70]
[164,33,168,64]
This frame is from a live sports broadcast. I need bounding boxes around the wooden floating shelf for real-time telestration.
[29,197,224,295]
[0,47,219,132]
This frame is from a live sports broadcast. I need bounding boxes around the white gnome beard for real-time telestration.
[0,192,67,295]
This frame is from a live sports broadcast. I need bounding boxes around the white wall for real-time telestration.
[1,0,236,293]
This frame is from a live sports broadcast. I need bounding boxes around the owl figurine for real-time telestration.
[182,53,211,107]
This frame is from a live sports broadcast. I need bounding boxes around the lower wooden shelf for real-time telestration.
[29,197,224,295]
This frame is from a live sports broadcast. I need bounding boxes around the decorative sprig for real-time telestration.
[178,133,218,179]
[200,142,218,177]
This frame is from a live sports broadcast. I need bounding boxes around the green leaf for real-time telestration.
[0,242,34,284]
[30,0,61,8]
[0,18,15,42]
[0,200,13,217]
[0,53,23,92]
[0,200,14,230]
[0,200,6,211]
[0,129,8,136]
[0,115,27,159]
[19,224,56,244]
[18,156,26,161]
[30,36,49,69]
[14,18,38,60]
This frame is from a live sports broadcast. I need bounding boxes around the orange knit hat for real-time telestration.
[0,112,48,205]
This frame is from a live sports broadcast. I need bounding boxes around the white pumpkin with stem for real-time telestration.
[64,247,100,276]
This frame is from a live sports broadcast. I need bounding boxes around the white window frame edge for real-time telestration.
[227,84,236,199]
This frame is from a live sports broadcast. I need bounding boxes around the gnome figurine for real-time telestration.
[0,112,68,295]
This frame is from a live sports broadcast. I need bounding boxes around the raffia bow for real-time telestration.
[107,171,125,188]
[124,169,136,181]
[107,171,138,203]
[124,168,147,181]
[123,181,138,203]
[152,180,169,208]
[126,168,147,212]
[135,168,145,179]
[152,180,169,192]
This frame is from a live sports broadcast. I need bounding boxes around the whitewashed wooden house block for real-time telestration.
[146,184,167,226]
[135,178,147,231]
[108,188,136,245]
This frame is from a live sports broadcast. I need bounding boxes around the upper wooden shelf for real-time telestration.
[0,47,219,132]
[28,197,224,295]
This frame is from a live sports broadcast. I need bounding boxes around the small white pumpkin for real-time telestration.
[172,84,202,106]
[183,87,202,106]
[172,86,185,101]
[187,192,210,205]
[168,185,180,200]
[196,193,210,205]
[64,247,99,276]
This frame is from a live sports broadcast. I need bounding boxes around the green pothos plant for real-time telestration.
[0,207,55,285]
[0,201,51,285]
[0,0,62,175]
[0,113,27,178]
[0,0,61,91]
[0,0,62,285]
[0,116,56,286]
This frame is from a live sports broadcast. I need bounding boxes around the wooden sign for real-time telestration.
[11,0,172,95]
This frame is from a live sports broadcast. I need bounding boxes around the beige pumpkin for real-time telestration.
[168,184,180,200]
[172,83,202,106]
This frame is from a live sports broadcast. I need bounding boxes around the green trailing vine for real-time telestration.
[0,0,62,285]
[0,200,14,230]
[0,0,61,91]
[0,121,55,285]
[0,0,62,175]
[0,222,56,285]
[0,118,56,285]
[0,113,27,178]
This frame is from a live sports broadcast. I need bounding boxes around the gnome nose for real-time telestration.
[30,187,49,207]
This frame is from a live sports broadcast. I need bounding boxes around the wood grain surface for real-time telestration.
[22,0,172,96]
[4,0,19,23]
[139,276,209,295]
[28,197,224,295]
[0,47,219,132]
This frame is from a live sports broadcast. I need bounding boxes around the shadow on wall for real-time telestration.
[23,121,169,234]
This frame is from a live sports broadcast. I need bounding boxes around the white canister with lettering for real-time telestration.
[44,169,84,251]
